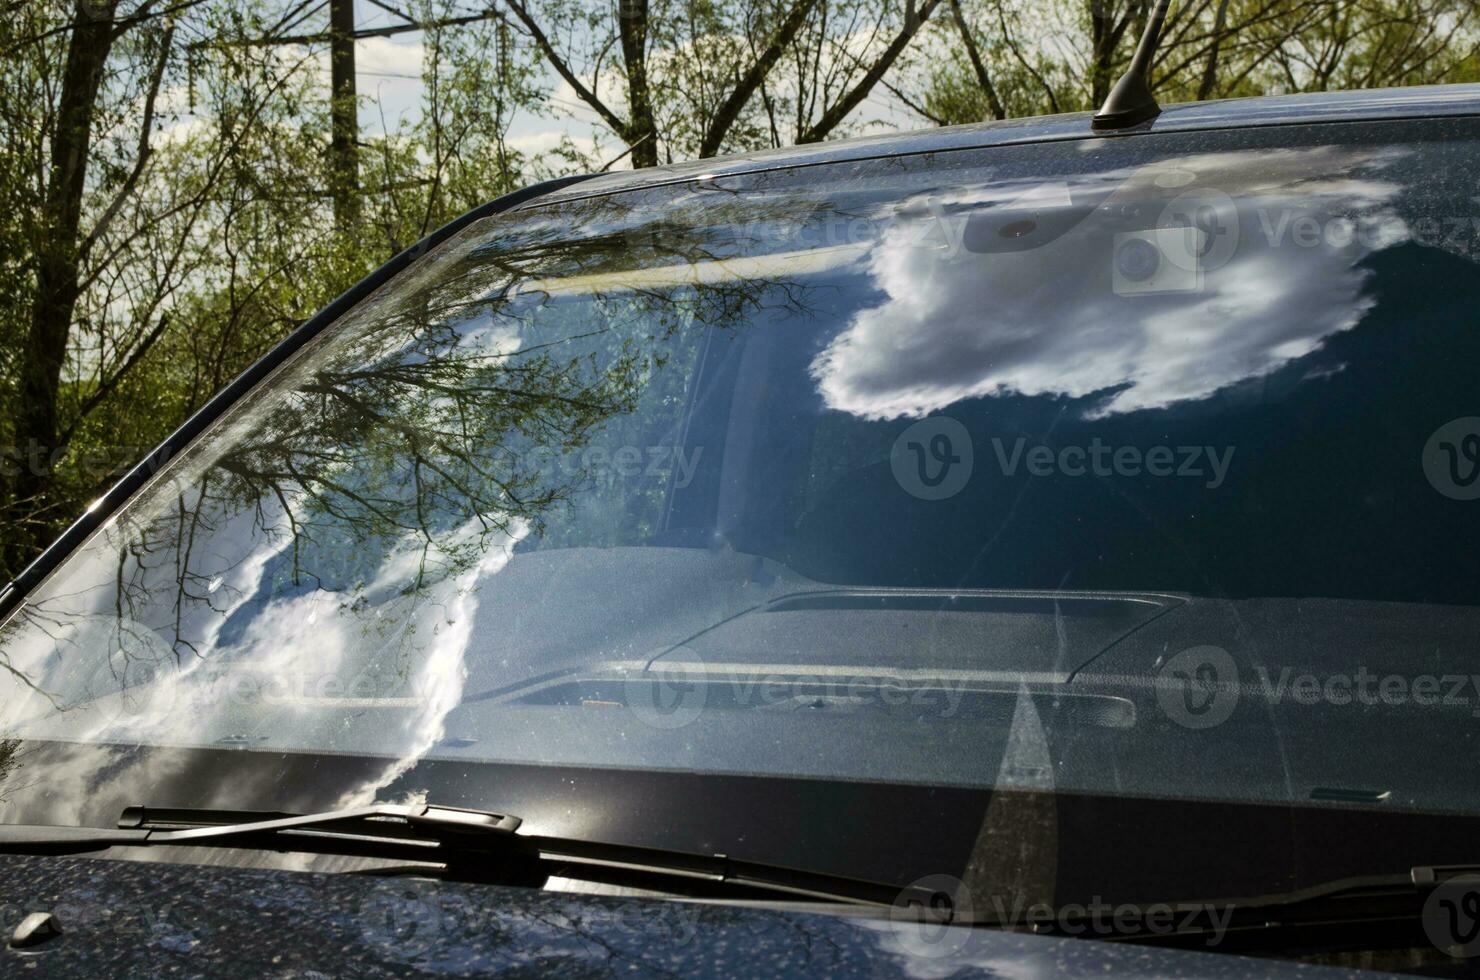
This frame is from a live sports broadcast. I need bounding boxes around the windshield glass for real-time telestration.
[4,117,1480,918]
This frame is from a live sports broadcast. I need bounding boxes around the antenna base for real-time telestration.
[1091,71,1162,131]
[1091,0,1170,131]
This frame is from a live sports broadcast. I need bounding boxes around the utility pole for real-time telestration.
[328,0,359,230]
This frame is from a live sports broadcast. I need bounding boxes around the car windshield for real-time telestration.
[3,116,1480,921]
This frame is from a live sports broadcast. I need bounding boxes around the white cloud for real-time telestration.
[357,35,425,77]
[810,146,1411,420]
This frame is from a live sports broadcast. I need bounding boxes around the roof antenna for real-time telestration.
[1092,0,1171,132]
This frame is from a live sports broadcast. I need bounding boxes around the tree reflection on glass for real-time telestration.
[0,186,832,741]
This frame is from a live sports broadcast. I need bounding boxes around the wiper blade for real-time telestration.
[119,802,520,838]
[998,865,1480,953]
[525,834,926,910]
[0,803,940,913]
[0,803,521,865]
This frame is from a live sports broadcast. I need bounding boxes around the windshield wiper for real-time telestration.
[0,803,941,913]
[0,803,521,867]
[991,864,1480,954]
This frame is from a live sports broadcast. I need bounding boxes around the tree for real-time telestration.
[898,0,1480,127]
[3,1,197,572]
[6,0,1479,593]
[503,0,943,165]
[0,0,547,580]
[328,0,359,229]
[0,187,827,712]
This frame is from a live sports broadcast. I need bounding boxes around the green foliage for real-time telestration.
[904,0,1480,126]
[0,0,554,579]
[2,0,1479,582]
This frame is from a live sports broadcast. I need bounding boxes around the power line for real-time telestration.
[190,7,502,49]
[362,0,418,24]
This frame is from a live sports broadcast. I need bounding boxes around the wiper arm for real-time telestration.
[0,803,523,867]
[0,803,941,913]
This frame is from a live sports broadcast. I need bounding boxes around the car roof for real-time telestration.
[526,83,1480,207]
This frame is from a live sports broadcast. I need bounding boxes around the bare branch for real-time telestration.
[799,0,944,143]
[80,21,175,260]
[949,0,1004,119]
[700,0,820,157]
[501,0,629,137]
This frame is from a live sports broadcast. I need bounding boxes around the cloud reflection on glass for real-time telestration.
[812,147,1412,420]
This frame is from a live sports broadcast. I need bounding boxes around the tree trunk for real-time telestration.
[13,0,119,551]
[617,0,658,168]
[329,0,359,228]
[1197,0,1231,100]
[950,0,1005,120]
[1090,0,1141,107]
[1090,1,1111,105]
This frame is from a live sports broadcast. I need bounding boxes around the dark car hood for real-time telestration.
[0,854,1392,978]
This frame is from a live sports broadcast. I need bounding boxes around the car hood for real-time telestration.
[0,854,1397,978]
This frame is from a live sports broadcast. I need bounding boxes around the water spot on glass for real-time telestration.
[1154,168,1196,188]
